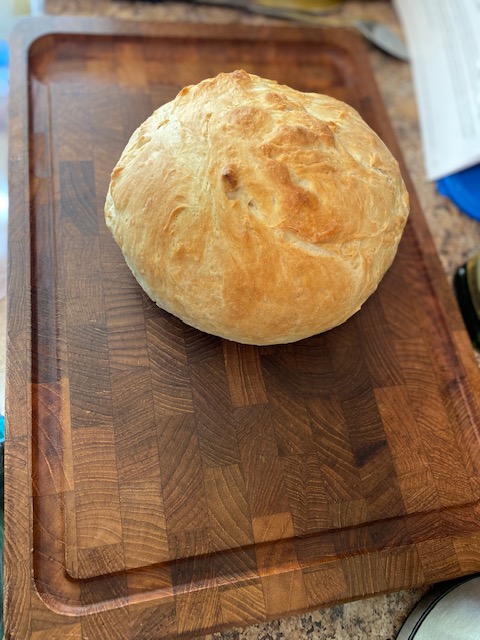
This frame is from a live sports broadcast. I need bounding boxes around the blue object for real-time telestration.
[437,163,480,222]
[0,415,4,444]
[0,39,8,98]
[0,40,8,68]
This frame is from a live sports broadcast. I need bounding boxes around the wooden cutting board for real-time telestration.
[6,16,480,640]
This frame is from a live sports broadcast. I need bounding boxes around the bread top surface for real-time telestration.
[105,70,409,344]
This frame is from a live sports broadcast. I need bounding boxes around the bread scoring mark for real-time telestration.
[265,159,314,215]
[267,122,335,149]
[126,133,150,154]
[275,228,340,259]
[265,91,296,111]
[221,164,242,201]
[368,152,393,179]
[326,120,340,133]
[202,112,212,140]
[221,165,238,190]
[163,205,188,234]
[110,164,124,182]
[226,105,270,131]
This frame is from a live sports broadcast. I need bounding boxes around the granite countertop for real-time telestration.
[7,0,480,638]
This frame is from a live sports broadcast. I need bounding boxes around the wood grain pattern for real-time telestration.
[5,17,480,640]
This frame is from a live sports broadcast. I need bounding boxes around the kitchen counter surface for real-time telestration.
[6,0,480,638]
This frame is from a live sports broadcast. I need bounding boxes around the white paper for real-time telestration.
[394,0,480,180]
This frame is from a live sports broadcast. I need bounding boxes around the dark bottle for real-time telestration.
[454,253,480,349]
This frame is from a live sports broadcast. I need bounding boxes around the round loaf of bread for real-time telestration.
[105,70,409,345]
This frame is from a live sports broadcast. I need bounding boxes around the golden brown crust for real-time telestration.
[105,70,409,345]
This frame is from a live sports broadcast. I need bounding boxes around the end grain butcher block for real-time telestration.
[6,16,480,640]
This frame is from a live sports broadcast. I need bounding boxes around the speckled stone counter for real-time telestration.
[24,1,480,638]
